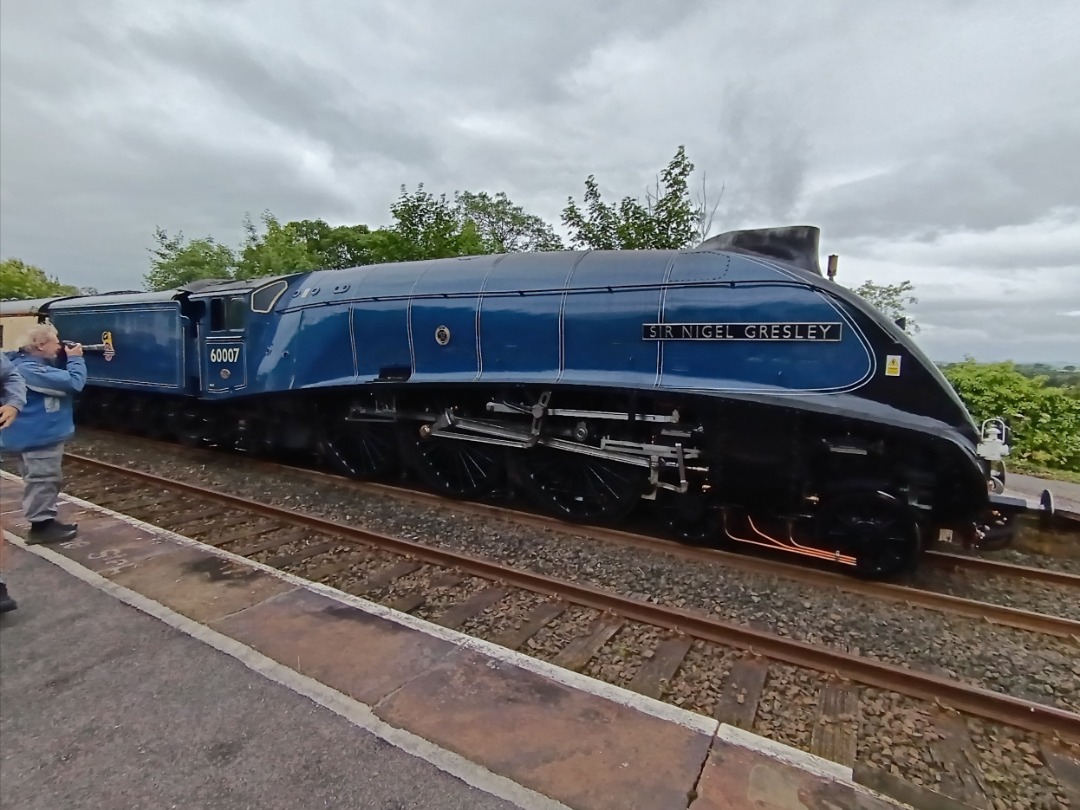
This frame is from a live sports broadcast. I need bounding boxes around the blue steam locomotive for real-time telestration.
[1,226,1023,577]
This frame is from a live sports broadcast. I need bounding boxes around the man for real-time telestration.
[1,350,28,612]
[0,324,85,546]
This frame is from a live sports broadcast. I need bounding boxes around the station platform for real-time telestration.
[1,474,909,810]
[1005,472,1080,520]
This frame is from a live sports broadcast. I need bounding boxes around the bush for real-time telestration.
[941,360,1080,473]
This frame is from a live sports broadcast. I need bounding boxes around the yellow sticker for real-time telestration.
[885,355,902,376]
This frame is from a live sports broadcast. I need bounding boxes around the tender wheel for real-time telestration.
[321,419,398,479]
[509,447,646,523]
[817,490,921,579]
[401,427,506,498]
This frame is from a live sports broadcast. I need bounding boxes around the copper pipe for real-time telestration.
[723,511,844,563]
[748,515,857,566]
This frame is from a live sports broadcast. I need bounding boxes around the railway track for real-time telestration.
[58,434,1080,641]
[57,452,1080,744]
[67,428,1080,590]
[8,447,1074,807]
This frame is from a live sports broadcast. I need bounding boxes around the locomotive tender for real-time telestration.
[1,226,1019,578]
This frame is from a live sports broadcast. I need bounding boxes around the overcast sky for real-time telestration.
[2,0,1077,363]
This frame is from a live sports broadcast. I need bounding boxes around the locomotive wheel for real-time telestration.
[818,490,921,579]
[509,447,646,523]
[654,484,721,545]
[401,428,506,499]
[320,420,398,479]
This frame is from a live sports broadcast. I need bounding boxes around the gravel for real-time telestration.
[858,689,944,791]
[460,590,552,642]
[581,622,671,688]
[915,567,1080,622]
[664,640,739,713]
[522,605,601,661]
[966,717,1072,810]
[940,538,1080,576]
[751,663,822,750]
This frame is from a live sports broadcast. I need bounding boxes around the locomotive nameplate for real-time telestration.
[642,322,843,341]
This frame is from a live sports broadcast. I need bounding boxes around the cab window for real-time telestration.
[210,296,247,331]
[251,280,288,313]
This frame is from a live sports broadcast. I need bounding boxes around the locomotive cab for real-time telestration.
[184,282,257,396]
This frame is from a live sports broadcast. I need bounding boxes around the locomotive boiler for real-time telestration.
[0,226,1022,578]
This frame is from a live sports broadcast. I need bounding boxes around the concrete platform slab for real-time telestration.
[214,586,460,705]
[108,545,295,623]
[376,646,713,810]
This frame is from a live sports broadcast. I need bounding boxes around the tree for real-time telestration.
[235,212,376,280]
[145,228,236,291]
[942,359,1080,472]
[853,280,920,333]
[456,191,563,253]
[372,185,486,263]
[561,145,702,250]
[236,213,323,280]
[0,258,79,300]
[692,172,724,244]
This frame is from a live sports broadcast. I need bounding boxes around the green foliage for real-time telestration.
[941,359,1080,472]
[236,214,322,279]
[1010,363,1080,389]
[235,213,375,280]
[379,184,484,262]
[145,228,237,291]
[0,258,79,299]
[456,191,563,253]
[561,145,700,250]
[853,280,920,334]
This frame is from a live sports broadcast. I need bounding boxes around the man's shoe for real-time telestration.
[0,582,16,613]
[26,520,78,545]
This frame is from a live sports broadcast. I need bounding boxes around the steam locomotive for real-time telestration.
[1,226,1027,578]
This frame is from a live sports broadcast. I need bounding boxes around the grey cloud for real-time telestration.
[2,0,1079,364]
[0,89,355,291]
[807,125,1080,242]
[122,24,441,169]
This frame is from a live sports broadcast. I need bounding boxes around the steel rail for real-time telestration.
[194,445,1080,589]
[361,478,1080,590]
[72,429,1080,587]
[65,453,1080,740]
[924,551,1080,589]
[64,441,1080,635]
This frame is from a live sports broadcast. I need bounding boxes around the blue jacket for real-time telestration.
[0,351,86,452]
[0,352,27,412]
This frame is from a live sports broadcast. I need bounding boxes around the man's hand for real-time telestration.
[66,343,84,357]
[0,404,17,429]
